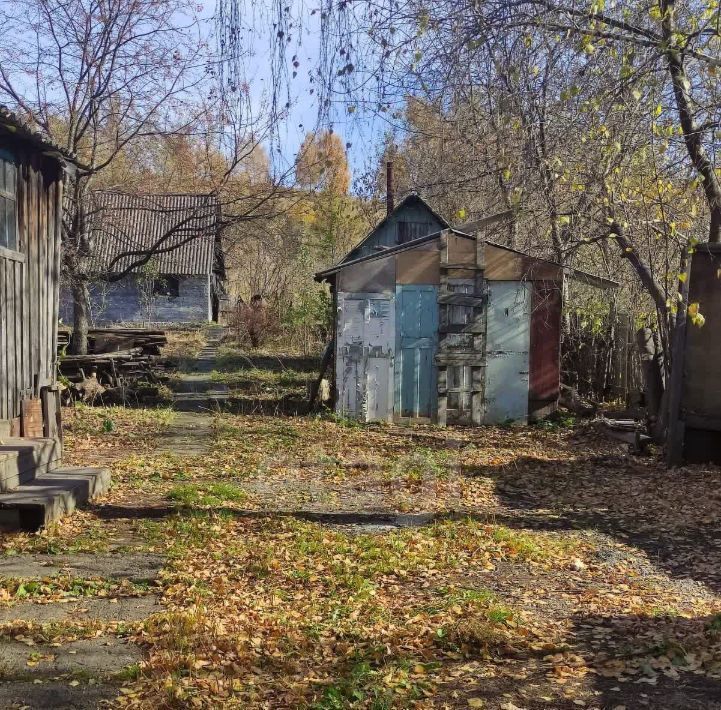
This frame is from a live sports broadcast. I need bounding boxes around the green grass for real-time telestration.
[168,482,248,507]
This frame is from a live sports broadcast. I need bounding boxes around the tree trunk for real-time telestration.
[636,327,664,434]
[69,279,91,355]
[661,0,721,243]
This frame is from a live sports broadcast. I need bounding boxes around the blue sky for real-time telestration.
[202,1,398,185]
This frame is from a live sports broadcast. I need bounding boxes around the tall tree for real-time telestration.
[0,0,286,353]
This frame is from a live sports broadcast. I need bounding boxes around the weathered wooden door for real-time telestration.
[395,285,438,418]
[485,281,531,423]
[336,293,395,422]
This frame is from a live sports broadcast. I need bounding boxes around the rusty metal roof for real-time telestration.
[88,191,220,276]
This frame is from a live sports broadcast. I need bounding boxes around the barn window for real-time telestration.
[0,150,17,251]
[397,221,433,244]
[153,275,180,298]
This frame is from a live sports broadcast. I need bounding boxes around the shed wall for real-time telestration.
[344,201,445,262]
[60,275,211,325]
[485,245,562,281]
[529,281,562,418]
[0,139,62,429]
[682,243,721,463]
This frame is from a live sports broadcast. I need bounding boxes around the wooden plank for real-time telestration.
[7,260,16,420]
[27,160,38,397]
[485,244,561,281]
[0,259,6,419]
[438,293,485,307]
[396,249,439,285]
[21,398,43,437]
[50,176,62,388]
[38,165,47,387]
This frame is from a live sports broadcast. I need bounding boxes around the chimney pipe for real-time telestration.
[386,161,394,215]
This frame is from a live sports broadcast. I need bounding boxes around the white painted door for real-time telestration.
[485,281,531,423]
[336,293,395,422]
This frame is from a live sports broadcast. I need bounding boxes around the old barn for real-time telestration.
[0,106,109,529]
[61,191,224,326]
[317,194,616,425]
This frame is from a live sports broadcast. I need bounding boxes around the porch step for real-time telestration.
[0,467,111,531]
[0,438,62,493]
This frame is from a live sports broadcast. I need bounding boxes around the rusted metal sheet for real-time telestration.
[338,253,395,293]
[529,280,562,417]
[396,249,439,285]
[21,398,43,437]
[485,244,562,281]
[335,292,395,422]
[485,281,530,423]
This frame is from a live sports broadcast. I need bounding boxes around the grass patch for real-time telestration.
[168,482,248,507]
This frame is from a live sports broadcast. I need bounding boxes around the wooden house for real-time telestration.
[316,194,616,425]
[60,191,224,326]
[0,106,109,530]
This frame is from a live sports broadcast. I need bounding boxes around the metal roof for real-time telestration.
[0,105,76,164]
[315,224,618,290]
[315,228,471,281]
[88,191,220,276]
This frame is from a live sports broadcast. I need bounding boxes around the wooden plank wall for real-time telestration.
[0,142,62,426]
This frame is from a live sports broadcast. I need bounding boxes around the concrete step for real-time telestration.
[0,467,111,531]
[0,438,62,493]
[170,376,228,394]
[171,392,230,412]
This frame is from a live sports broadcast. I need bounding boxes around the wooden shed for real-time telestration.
[0,106,67,437]
[316,195,616,425]
[668,243,721,464]
[0,106,109,530]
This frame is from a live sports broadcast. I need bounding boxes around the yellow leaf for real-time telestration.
[678,272,687,283]
[688,302,699,317]
[468,700,485,708]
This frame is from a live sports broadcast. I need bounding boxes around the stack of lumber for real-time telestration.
[58,328,167,356]
[57,328,171,400]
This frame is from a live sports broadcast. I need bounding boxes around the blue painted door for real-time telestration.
[485,281,531,423]
[395,286,438,418]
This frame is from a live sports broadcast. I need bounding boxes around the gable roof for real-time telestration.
[88,191,220,276]
[316,222,618,290]
[0,105,76,165]
[316,227,470,281]
[340,192,450,264]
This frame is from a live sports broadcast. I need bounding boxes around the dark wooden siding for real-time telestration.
[682,243,721,463]
[0,139,62,424]
[528,280,562,417]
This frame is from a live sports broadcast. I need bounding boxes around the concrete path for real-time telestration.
[0,328,232,709]
[157,327,230,456]
[0,550,163,709]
